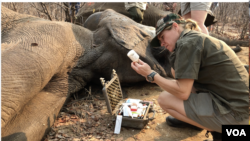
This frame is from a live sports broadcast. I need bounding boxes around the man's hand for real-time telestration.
[131,59,153,78]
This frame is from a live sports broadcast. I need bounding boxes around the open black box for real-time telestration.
[100,69,155,129]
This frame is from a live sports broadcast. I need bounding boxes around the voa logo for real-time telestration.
[226,129,246,136]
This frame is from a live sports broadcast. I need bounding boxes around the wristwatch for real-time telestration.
[147,71,157,82]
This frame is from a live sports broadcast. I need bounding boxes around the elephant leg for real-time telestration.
[1,77,72,141]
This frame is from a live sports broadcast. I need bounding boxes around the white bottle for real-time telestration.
[127,50,139,63]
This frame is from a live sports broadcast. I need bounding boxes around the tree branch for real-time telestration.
[40,2,52,21]
[30,3,45,14]
[50,2,68,11]
[79,2,86,8]
[12,2,17,12]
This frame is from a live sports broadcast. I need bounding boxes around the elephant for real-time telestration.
[84,12,247,54]
[80,2,249,47]
[1,6,172,141]
[76,2,217,27]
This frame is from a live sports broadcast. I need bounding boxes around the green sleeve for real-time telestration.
[174,39,202,80]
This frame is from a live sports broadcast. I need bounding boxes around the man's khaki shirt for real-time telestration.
[169,29,249,121]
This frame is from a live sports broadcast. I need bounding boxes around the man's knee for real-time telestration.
[137,10,144,21]
[128,7,143,23]
[134,11,143,23]
[127,7,137,18]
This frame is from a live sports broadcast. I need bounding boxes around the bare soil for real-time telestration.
[43,82,212,141]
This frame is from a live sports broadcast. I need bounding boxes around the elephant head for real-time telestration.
[2,7,172,141]
[72,9,172,87]
[82,3,249,47]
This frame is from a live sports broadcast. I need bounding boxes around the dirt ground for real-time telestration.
[43,45,249,141]
[44,83,213,141]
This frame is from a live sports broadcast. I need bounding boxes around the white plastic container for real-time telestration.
[127,50,139,62]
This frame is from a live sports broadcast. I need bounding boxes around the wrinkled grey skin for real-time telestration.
[76,10,172,86]
[2,7,171,141]
[76,2,216,27]
[81,3,249,47]
[84,12,246,55]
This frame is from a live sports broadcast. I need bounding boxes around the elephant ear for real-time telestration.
[99,9,152,50]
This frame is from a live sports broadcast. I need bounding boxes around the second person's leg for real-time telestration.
[190,2,212,35]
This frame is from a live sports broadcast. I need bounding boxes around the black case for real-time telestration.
[100,69,155,129]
